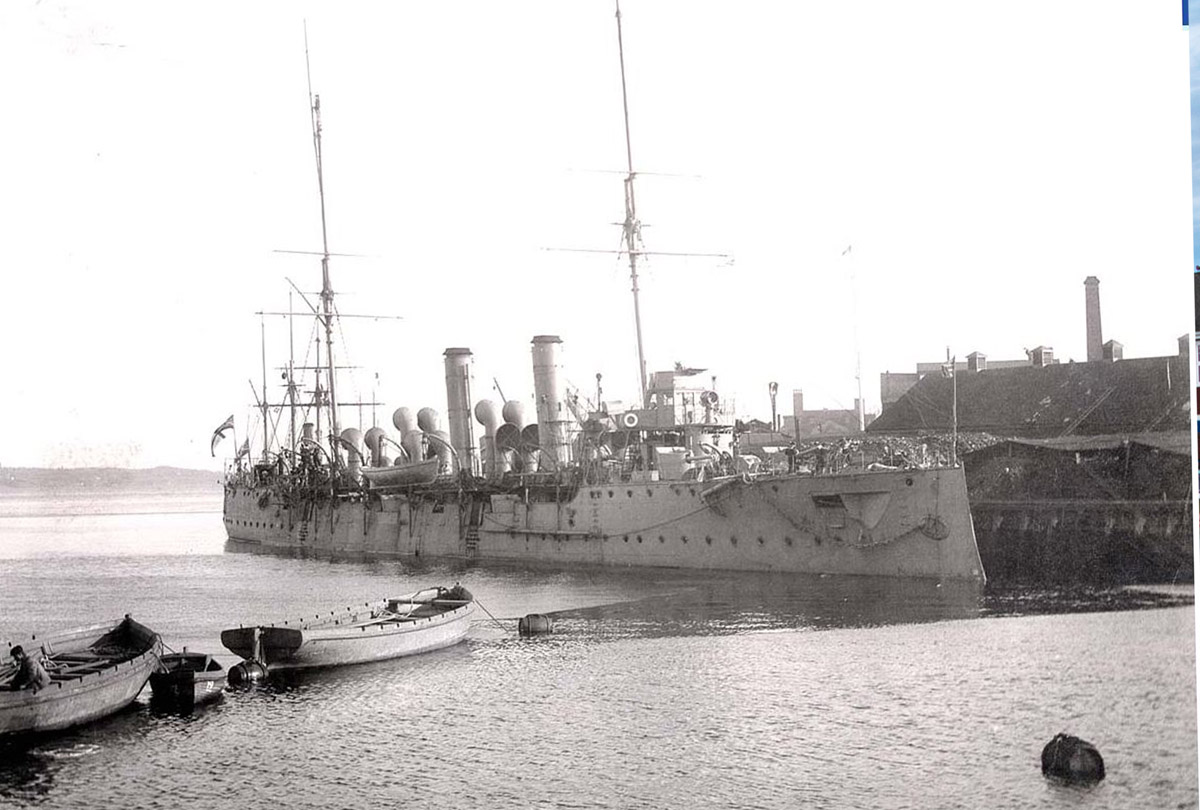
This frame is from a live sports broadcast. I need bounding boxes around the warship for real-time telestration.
[222,6,985,582]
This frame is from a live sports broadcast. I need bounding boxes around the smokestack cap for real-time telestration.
[444,347,473,357]
[531,335,563,344]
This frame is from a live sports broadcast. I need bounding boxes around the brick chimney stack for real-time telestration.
[1084,276,1102,362]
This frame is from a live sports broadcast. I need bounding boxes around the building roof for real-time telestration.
[867,354,1189,437]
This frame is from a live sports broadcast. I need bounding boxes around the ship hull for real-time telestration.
[224,467,985,581]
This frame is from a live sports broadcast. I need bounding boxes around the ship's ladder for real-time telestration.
[463,500,484,557]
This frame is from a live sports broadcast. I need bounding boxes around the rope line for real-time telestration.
[473,599,510,633]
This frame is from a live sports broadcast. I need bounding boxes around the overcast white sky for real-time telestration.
[0,1,1191,470]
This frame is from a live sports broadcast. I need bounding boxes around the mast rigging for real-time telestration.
[306,25,341,465]
[614,0,649,408]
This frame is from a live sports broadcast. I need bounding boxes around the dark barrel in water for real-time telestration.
[518,614,553,635]
[1041,733,1105,783]
[227,659,268,686]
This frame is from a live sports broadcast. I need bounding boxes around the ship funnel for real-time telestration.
[531,335,571,467]
[502,400,526,429]
[417,407,442,434]
[392,407,416,437]
[363,427,389,467]
[302,422,315,443]
[444,348,477,475]
[474,399,502,476]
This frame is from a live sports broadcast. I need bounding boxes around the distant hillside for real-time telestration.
[0,466,222,494]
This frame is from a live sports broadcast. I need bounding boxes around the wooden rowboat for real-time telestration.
[149,651,226,706]
[0,615,162,737]
[220,584,474,678]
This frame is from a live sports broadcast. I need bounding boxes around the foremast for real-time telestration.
[306,37,341,468]
[614,0,649,409]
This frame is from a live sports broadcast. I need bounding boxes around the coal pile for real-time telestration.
[790,432,1002,470]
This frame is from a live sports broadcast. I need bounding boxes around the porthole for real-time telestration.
[658,535,665,543]
[705,536,712,545]
[730,536,738,546]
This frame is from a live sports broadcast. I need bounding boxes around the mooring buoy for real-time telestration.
[227,659,268,686]
[518,614,553,636]
[1041,733,1105,783]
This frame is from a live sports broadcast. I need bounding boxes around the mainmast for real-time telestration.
[287,290,297,455]
[614,0,649,408]
[260,314,269,460]
[306,32,341,463]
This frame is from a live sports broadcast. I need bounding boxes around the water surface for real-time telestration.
[0,491,1194,809]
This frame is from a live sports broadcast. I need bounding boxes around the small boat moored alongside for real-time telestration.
[221,584,475,683]
[0,615,162,737]
[149,650,227,707]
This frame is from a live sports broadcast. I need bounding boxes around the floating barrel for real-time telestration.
[227,659,268,686]
[1041,733,1105,783]
[518,614,553,636]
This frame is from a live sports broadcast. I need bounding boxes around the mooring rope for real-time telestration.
[473,600,509,633]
